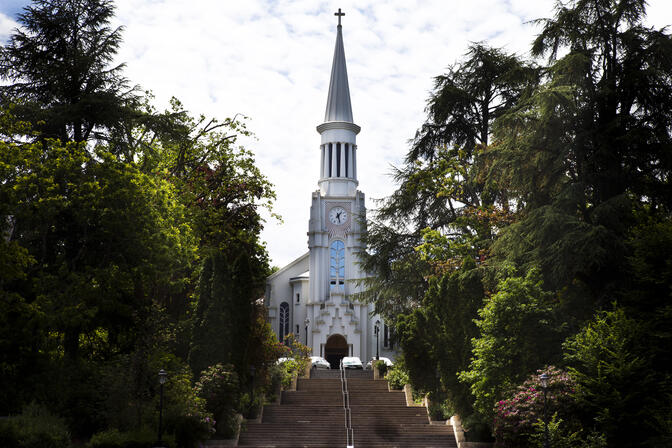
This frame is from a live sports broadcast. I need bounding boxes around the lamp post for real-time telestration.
[249,365,256,415]
[540,373,549,448]
[157,369,167,447]
[374,320,380,360]
[304,317,310,346]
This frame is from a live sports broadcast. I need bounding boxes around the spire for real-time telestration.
[324,13,353,123]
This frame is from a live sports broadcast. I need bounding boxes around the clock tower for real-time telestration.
[265,10,394,367]
[305,10,370,365]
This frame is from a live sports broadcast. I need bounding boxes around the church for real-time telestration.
[265,11,395,368]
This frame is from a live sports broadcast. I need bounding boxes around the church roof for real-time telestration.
[289,271,310,282]
[267,251,310,281]
[324,23,353,123]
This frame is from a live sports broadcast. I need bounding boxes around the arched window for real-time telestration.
[279,302,290,341]
[330,240,345,292]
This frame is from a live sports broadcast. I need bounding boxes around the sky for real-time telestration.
[1,0,671,268]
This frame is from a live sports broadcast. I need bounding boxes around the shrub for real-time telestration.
[386,363,410,390]
[170,415,213,448]
[162,364,215,444]
[530,414,607,448]
[493,366,577,448]
[282,333,311,375]
[459,269,563,419]
[194,364,239,437]
[0,420,20,448]
[428,399,453,421]
[87,427,173,448]
[238,392,264,419]
[373,360,388,377]
[212,412,241,440]
[563,308,666,446]
[276,358,300,389]
[88,429,126,447]
[0,403,71,448]
[264,363,285,401]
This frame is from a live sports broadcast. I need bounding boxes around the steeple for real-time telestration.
[316,10,360,197]
[324,17,353,123]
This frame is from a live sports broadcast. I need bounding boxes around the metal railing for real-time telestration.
[340,360,355,447]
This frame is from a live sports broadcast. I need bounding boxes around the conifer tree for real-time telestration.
[360,44,537,316]
[0,0,134,143]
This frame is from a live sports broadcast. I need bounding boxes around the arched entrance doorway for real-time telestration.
[324,334,348,369]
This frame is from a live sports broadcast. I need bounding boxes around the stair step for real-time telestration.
[238,374,457,447]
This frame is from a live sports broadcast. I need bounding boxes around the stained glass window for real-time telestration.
[329,240,345,292]
[279,302,290,341]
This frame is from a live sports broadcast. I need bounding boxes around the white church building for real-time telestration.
[265,12,395,368]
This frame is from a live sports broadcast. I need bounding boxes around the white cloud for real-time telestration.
[0,12,18,42]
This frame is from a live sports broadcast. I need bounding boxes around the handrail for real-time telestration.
[340,360,355,447]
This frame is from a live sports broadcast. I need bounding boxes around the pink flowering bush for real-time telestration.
[493,366,577,447]
[194,364,240,437]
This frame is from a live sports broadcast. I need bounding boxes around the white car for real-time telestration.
[365,357,394,369]
[341,356,364,369]
[275,357,294,365]
[310,356,331,369]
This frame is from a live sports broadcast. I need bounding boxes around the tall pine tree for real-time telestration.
[0,0,134,143]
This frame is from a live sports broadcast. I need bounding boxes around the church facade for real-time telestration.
[265,14,395,368]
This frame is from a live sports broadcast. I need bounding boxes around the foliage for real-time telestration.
[364,7,672,444]
[530,414,607,448]
[428,400,453,421]
[140,99,277,384]
[0,133,196,434]
[238,392,265,419]
[460,269,564,419]
[189,252,256,378]
[386,360,410,390]
[563,308,671,447]
[0,137,194,355]
[248,309,290,370]
[359,44,536,317]
[194,364,239,436]
[170,414,214,448]
[491,0,672,294]
[132,97,276,254]
[493,367,577,447]
[87,427,173,448]
[282,333,311,375]
[264,363,286,401]
[0,1,277,442]
[397,261,484,421]
[373,359,388,377]
[0,0,135,143]
[276,358,300,389]
[0,403,71,448]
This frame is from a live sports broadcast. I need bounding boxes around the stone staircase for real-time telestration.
[237,369,457,447]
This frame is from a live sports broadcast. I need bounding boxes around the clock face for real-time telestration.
[329,206,348,225]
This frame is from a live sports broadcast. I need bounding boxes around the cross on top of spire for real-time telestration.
[334,8,345,26]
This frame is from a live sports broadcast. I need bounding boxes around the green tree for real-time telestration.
[359,0,672,442]
[459,269,563,419]
[360,44,535,317]
[491,0,672,295]
[0,124,196,431]
[194,364,240,437]
[0,1,278,440]
[358,44,538,439]
[190,252,256,377]
[395,260,484,420]
[130,100,276,380]
[563,308,669,447]
[0,0,134,143]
